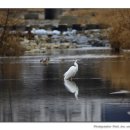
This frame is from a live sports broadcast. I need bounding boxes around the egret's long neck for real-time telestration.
[74,61,78,69]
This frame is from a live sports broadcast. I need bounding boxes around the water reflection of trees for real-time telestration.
[0,62,23,121]
[99,58,130,90]
[0,62,22,79]
[0,62,23,98]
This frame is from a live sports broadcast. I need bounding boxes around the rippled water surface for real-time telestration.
[0,47,130,122]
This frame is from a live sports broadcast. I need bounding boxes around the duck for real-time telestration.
[40,57,50,65]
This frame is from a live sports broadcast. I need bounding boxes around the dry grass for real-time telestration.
[0,9,25,56]
[0,33,25,56]
[64,9,114,25]
[109,10,130,50]
[66,9,130,50]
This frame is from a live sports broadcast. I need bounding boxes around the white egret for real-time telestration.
[64,60,78,80]
[64,79,79,100]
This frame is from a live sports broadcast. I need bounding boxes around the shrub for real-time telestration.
[0,9,25,56]
[66,9,130,52]
[0,33,25,56]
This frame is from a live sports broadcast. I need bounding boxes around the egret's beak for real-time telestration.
[75,59,78,62]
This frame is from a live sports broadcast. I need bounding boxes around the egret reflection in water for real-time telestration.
[110,90,130,95]
[64,79,79,100]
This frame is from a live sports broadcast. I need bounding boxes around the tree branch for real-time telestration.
[0,9,10,47]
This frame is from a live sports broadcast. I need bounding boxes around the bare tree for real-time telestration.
[0,9,9,47]
[0,9,24,56]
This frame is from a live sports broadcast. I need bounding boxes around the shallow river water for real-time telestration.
[0,47,130,122]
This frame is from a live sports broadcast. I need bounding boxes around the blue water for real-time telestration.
[102,103,130,122]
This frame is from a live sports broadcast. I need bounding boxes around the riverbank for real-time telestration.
[20,29,110,54]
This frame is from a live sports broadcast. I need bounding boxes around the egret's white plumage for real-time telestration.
[64,79,79,100]
[64,60,78,80]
